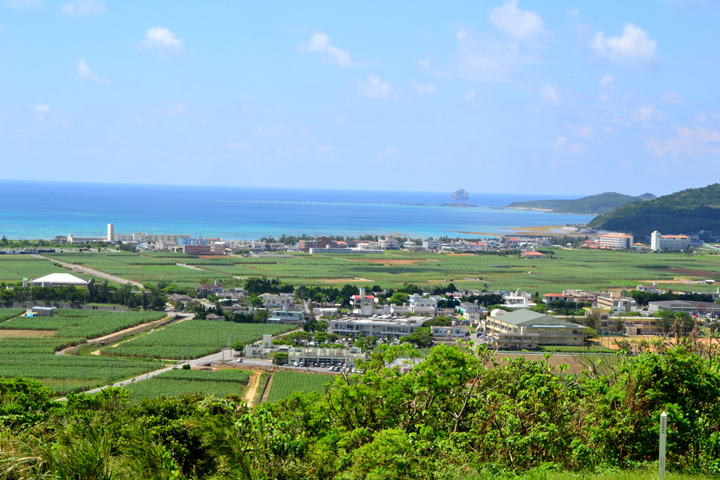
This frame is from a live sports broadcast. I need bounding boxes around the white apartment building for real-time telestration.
[408,294,438,315]
[599,234,634,249]
[259,293,295,309]
[651,231,691,251]
[502,291,536,309]
[378,236,399,250]
[327,314,432,339]
[423,240,443,250]
[431,325,468,338]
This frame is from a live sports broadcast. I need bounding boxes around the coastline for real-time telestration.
[499,206,604,216]
[452,224,591,237]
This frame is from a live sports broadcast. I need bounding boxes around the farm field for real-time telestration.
[0,336,163,394]
[124,368,250,402]
[101,320,296,359]
[44,251,232,288]
[0,309,168,395]
[0,309,167,340]
[264,371,332,403]
[40,249,720,293]
[0,255,94,284]
[0,308,24,322]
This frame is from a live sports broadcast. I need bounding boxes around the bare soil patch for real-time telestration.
[243,371,262,405]
[350,259,422,265]
[0,329,57,338]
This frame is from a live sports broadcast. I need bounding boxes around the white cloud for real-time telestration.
[591,22,657,68]
[570,125,593,139]
[659,91,687,105]
[617,159,634,171]
[138,27,183,57]
[358,75,392,99]
[412,82,437,96]
[453,27,536,82]
[156,101,188,117]
[227,141,248,150]
[488,1,548,43]
[319,145,332,155]
[600,74,614,86]
[567,8,579,17]
[463,90,476,102]
[77,58,107,84]
[632,105,664,123]
[251,125,289,138]
[553,136,583,154]
[376,146,399,160]
[648,125,720,156]
[195,117,206,126]
[4,0,42,8]
[298,32,353,68]
[32,104,71,127]
[696,111,720,123]
[539,84,561,105]
[61,0,104,15]
[124,111,155,125]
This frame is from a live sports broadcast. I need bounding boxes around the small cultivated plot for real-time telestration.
[264,371,332,403]
[0,309,167,340]
[124,368,250,402]
[0,309,25,322]
[101,320,296,360]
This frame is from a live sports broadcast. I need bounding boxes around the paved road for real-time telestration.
[83,348,255,395]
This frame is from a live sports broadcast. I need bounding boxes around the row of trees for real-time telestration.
[0,279,168,310]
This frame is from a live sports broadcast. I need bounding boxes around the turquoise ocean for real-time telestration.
[0,181,594,240]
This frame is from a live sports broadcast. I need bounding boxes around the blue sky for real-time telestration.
[0,0,718,196]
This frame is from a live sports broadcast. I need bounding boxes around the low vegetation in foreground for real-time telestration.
[1,335,719,480]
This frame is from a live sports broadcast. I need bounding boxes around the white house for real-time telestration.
[431,325,468,338]
[408,294,438,315]
[259,293,294,309]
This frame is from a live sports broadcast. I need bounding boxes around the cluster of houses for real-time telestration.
[181,277,720,356]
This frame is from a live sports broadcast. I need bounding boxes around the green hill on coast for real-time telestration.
[588,183,720,236]
[507,192,655,215]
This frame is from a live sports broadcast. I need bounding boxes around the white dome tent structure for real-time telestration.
[30,273,89,288]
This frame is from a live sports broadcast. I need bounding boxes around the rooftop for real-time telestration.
[30,273,89,286]
[491,309,584,328]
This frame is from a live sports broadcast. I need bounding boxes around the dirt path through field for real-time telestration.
[177,263,206,271]
[260,373,275,404]
[243,371,262,405]
[87,315,175,344]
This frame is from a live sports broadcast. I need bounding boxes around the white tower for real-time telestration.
[651,231,660,252]
[107,223,115,242]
